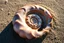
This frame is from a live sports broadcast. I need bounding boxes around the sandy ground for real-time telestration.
[0,0,64,43]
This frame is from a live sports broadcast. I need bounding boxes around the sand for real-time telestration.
[0,0,64,43]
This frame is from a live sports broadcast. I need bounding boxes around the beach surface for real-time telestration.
[0,0,64,43]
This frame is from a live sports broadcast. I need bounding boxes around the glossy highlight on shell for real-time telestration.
[12,5,53,39]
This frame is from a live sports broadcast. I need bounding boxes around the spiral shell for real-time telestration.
[12,5,52,39]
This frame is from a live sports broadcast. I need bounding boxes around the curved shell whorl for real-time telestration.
[12,5,52,39]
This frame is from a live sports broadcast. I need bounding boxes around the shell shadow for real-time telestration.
[0,22,47,43]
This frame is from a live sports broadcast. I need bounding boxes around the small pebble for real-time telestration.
[0,8,3,11]
[5,0,8,4]
[8,12,10,15]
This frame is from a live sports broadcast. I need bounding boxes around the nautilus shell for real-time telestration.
[12,5,52,39]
